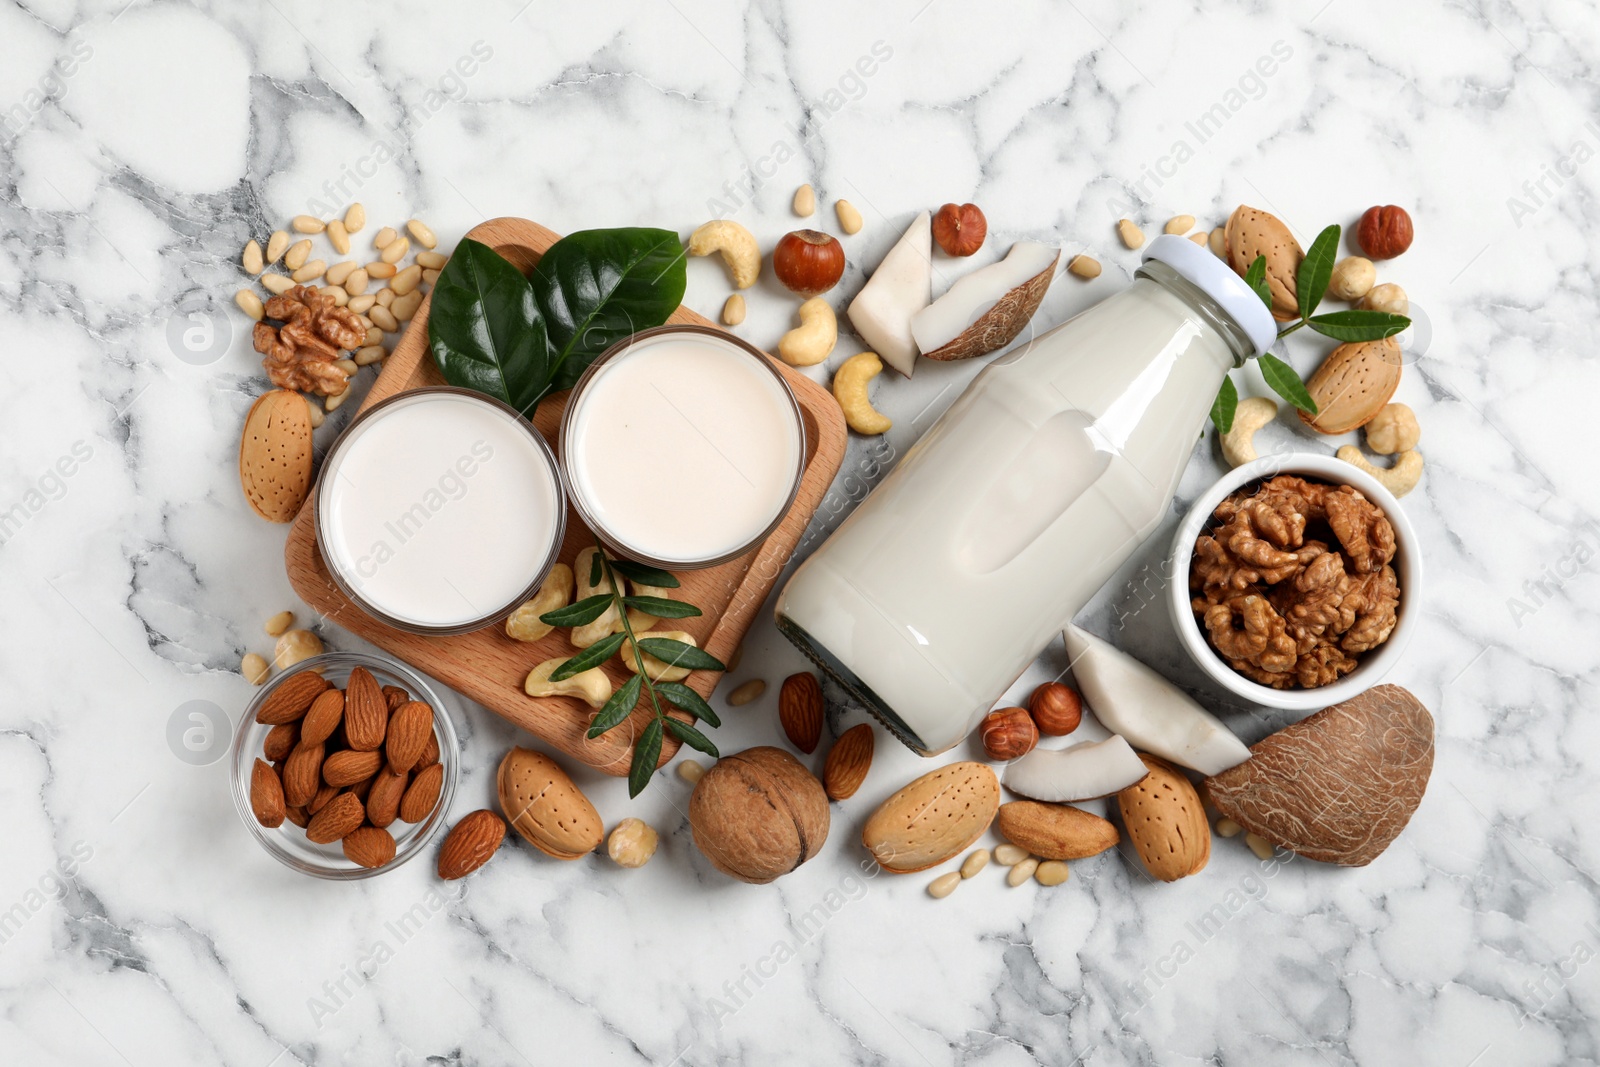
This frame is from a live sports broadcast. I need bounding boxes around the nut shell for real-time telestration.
[772,229,845,297]
[1028,683,1082,736]
[239,390,314,523]
[690,747,830,883]
[862,762,998,873]
[979,707,1038,760]
[497,746,603,859]
[1356,205,1413,260]
[1299,338,1403,435]
[1116,754,1209,880]
[932,203,987,257]
[1226,205,1302,322]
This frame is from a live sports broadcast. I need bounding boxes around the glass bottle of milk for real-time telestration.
[775,235,1277,754]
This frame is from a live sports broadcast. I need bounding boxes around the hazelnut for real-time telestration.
[1327,256,1376,302]
[1028,682,1082,736]
[772,229,845,297]
[932,203,987,257]
[980,707,1038,761]
[1356,205,1413,260]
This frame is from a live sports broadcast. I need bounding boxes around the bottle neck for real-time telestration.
[1135,259,1259,368]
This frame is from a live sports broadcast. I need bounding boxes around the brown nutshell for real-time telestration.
[1356,205,1413,260]
[690,747,830,883]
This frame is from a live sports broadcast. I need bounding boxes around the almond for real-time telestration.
[438,809,506,879]
[342,825,396,868]
[497,746,602,859]
[250,758,286,828]
[349,773,377,802]
[343,666,387,751]
[262,722,299,761]
[386,701,433,773]
[1117,754,1209,880]
[822,723,874,800]
[996,800,1120,860]
[324,748,383,787]
[285,805,310,828]
[778,672,824,754]
[299,688,345,745]
[382,684,410,712]
[1297,338,1402,435]
[255,670,331,725]
[400,762,444,823]
[281,740,325,807]
[416,729,441,770]
[862,762,998,873]
[239,389,314,522]
[366,768,408,828]
[307,782,339,815]
[305,792,365,844]
[1225,205,1302,322]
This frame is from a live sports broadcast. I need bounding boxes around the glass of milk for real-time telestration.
[559,326,807,569]
[775,235,1278,755]
[316,388,567,634]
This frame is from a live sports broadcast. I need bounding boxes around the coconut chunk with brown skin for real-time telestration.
[910,241,1059,361]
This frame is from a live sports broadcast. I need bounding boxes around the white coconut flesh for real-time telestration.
[1003,734,1149,802]
[846,211,932,378]
[909,240,1059,355]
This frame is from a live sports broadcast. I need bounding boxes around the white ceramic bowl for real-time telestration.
[1167,452,1422,712]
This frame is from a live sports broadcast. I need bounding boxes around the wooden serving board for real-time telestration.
[284,217,848,775]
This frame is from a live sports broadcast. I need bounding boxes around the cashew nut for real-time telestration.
[622,630,698,682]
[1363,403,1420,455]
[506,562,573,643]
[831,351,892,435]
[571,547,624,648]
[1220,396,1279,468]
[777,296,837,366]
[1336,445,1424,498]
[524,656,613,708]
[687,220,760,289]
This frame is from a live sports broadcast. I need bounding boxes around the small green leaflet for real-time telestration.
[1257,353,1318,415]
[587,674,643,738]
[1245,255,1273,311]
[539,594,613,627]
[1210,376,1238,435]
[1297,225,1340,321]
[628,718,664,798]
[589,550,604,589]
[655,681,719,727]
[609,559,680,588]
[621,596,701,620]
[1306,310,1410,342]
[634,638,726,672]
[665,717,719,758]
[550,633,626,680]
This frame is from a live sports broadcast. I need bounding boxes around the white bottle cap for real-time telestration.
[1142,234,1277,357]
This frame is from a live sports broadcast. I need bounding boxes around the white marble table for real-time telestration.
[3,1,1596,1063]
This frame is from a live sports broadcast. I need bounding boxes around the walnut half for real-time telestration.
[252,285,364,396]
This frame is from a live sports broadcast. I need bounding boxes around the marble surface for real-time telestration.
[2,0,1597,1063]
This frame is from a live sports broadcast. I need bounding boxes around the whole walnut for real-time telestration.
[689,747,828,884]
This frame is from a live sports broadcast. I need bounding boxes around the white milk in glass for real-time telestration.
[776,236,1275,753]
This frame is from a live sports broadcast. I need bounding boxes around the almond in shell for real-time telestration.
[823,723,874,800]
[1226,205,1303,322]
[862,761,998,873]
[239,389,314,522]
[386,701,433,773]
[1117,753,1210,881]
[305,791,365,844]
[400,762,444,823]
[438,809,507,879]
[1298,338,1402,434]
[779,672,823,754]
[342,825,396,868]
[281,740,325,808]
[343,666,387,751]
[250,758,286,828]
[497,746,603,859]
[255,670,331,725]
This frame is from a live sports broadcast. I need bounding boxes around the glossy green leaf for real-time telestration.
[1257,353,1318,415]
[550,633,626,680]
[1297,224,1340,320]
[665,717,719,758]
[589,549,604,589]
[427,239,551,415]
[1305,310,1410,342]
[586,674,643,738]
[609,559,680,589]
[1211,376,1238,435]
[539,594,613,627]
[628,717,664,798]
[655,681,720,728]
[1244,255,1272,311]
[621,596,702,619]
[635,639,725,673]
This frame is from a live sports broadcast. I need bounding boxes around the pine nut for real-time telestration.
[369,306,399,333]
[390,264,423,296]
[1117,219,1144,249]
[375,287,394,307]
[284,239,312,271]
[1007,857,1040,886]
[291,260,326,283]
[994,844,1030,866]
[326,286,349,307]
[304,397,325,429]
[266,230,289,264]
[1216,817,1243,838]
[344,203,366,233]
[242,240,264,275]
[1034,860,1070,887]
[347,294,376,314]
[242,653,270,685]
[264,611,295,636]
[927,872,961,899]
[722,293,746,325]
[677,760,706,784]
[835,199,863,235]
[374,226,397,249]
[416,250,447,270]
[344,268,369,296]
[1067,254,1101,279]
[262,273,295,295]
[406,219,437,249]
[793,183,815,217]
[1188,232,1207,245]
[327,219,351,255]
[727,679,765,706]
[1209,228,1226,257]
[421,269,440,287]
[234,289,264,320]
[1245,832,1275,860]
[324,387,350,412]
[334,358,359,376]
[365,261,397,280]
[380,237,409,264]
[1165,214,1195,235]
[356,314,373,330]
[391,290,422,322]
[354,345,387,366]
[960,849,990,879]
[325,261,357,286]
[292,215,325,234]
[364,326,383,347]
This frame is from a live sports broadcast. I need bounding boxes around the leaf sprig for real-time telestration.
[540,546,724,797]
[1211,223,1410,434]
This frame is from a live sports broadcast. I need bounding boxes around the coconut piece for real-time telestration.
[1064,625,1250,776]
[847,211,932,378]
[1003,734,1148,803]
[910,241,1059,361]
[1202,684,1433,866]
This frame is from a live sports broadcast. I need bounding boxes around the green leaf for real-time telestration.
[588,550,604,589]
[628,717,663,798]
[665,717,720,758]
[621,596,702,620]
[1244,255,1272,311]
[635,639,725,673]
[586,674,642,738]
[1257,352,1318,415]
[1297,224,1340,320]
[538,594,614,627]
[427,239,551,414]
[608,559,680,588]
[655,681,720,728]
[1305,310,1411,342]
[1210,376,1238,435]
[532,228,688,390]
[550,633,626,680]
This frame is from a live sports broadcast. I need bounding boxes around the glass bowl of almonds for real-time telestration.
[230,652,459,879]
